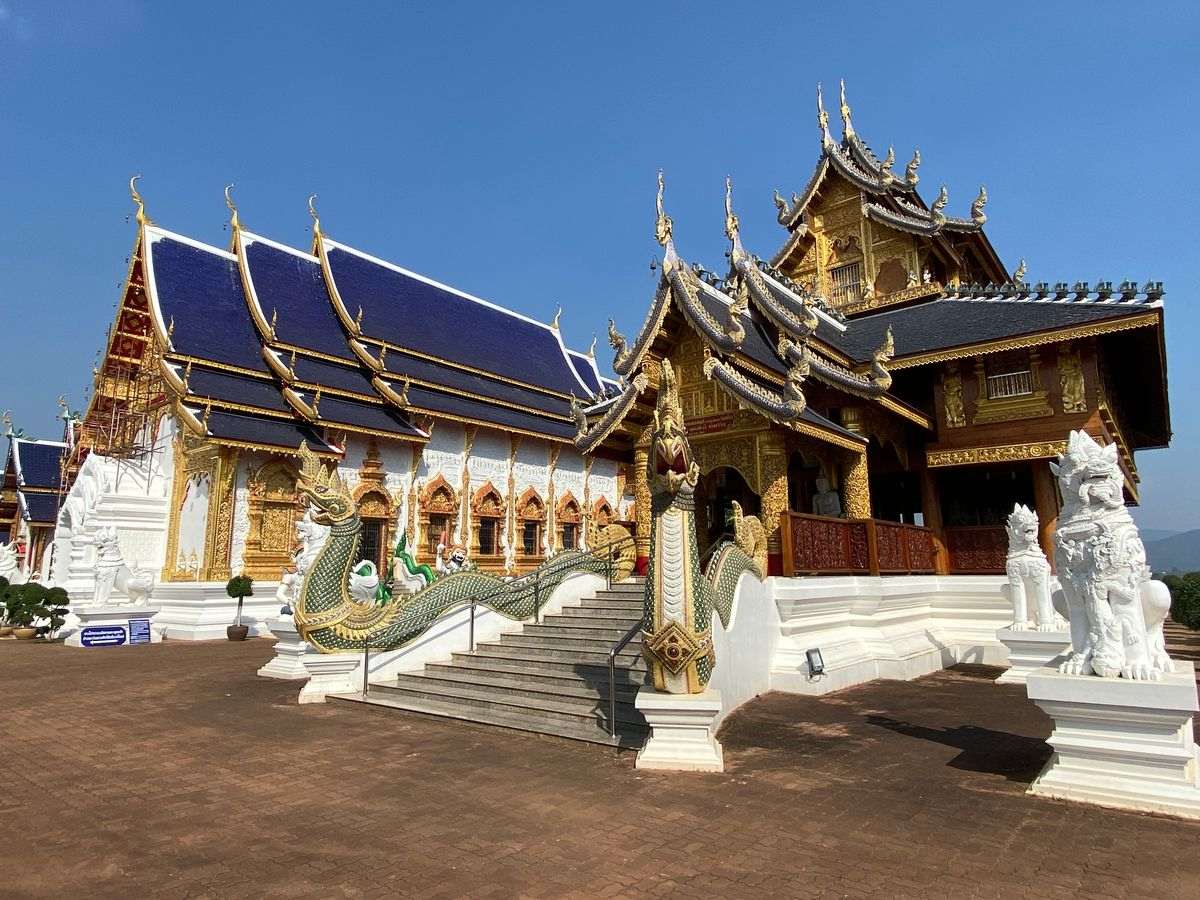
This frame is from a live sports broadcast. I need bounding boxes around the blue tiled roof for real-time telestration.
[567,351,601,395]
[315,396,425,438]
[290,356,379,397]
[203,410,336,454]
[406,384,575,439]
[14,441,64,489]
[325,242,588,396]
[383,349,572,418]
[185,367,291,414]
[147,233,268,373]
[243,238,356,362]
[0,527,9,543]
[20,491,59,524]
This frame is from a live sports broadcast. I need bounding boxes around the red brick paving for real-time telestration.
[2,635,1199,899]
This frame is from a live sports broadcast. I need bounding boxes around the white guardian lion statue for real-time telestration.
[93,526,155,606]
[0,541,24,584]
[1051,430,1173,680]
[1004,504,1060,630]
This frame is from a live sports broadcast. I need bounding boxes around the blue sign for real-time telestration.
[80,625,127,648]
[129,618,151,645]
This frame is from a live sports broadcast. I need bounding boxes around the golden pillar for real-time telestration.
[843,450,871,519]
[1031,460,1059,570]
[632,444,651,572]
[758,432,789,573]
[203,447,239,582]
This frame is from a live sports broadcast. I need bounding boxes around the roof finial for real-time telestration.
[288,349,296,379]
[654,170,674,248]
[816,83,832,146]
[396,377,411,406]
[879,146,895,183]
[224,184,240,231]
[312,387,322,418]
[129,175,149,226]
[587,334,597,358]
[971,185,988,225]
[307,194,321,236]
[379,345,388,369]
[930,185,948,221]
[167,315,175,340]
[270,307,278,337]
[905,148,921,185]
[1013,258,1027,284]
[182,361,192,392]
[839,79,854,137]
[354,306,363,332]
[723,176,740,243]
[550,306,562,330]
[201,403,212,432]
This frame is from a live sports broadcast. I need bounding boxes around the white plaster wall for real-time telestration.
[175,473,210,570]
[512,440,550,498]
[228,453,256,576]
[587,457,619,512]
[416,423,466,545]
[468,429,509,492]
[708,572,782,729]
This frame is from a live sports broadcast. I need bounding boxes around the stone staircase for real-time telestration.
[334,578,649,747]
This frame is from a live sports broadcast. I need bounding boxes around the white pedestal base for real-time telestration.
[64,605,162,648]
[257,615,316,680]
[995,627,1071,685]
[298,654,363,704]
[634,687,724,773]
[1026,661,1200,819]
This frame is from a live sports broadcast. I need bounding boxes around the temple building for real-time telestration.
[576,82,1169,577]
[1,434,67,579]
[36,81,1169,633]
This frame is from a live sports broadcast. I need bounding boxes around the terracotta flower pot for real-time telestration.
[0,625,13,637]
[13,627,39,640]
[227,624,250,641]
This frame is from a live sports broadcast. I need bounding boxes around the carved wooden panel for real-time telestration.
[945,526,1007,574]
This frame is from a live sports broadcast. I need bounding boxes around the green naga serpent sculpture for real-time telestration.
[292,442,635,653]
[642,359,768,693]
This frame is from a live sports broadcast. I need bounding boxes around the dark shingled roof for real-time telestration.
[383,349,573,417]
[405,383,575,439]
[567,351,601,395]
[184,367,291,414]
[20,491,59,524]
[202,409,336,454]
[242,237,357,362]
[14,441,64,489]
[837,298,1159,362]
[146,232,268,373]
[324,241,589,397]
[290,356,379,397]
[313,395,426,438]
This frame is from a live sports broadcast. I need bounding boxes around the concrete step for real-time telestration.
[466,644,646,669]
[331,692,647,748]
[497,633,641,654]
[365,679,647,732]
[522,622,638,642]
[542,612,642,628]
[448,649,646,678]
[565,600,643,614]
[393,667,642,704]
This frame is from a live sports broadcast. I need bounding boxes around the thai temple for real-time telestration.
[3,82,1169,642]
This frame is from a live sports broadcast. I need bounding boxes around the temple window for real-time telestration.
[478,518,499,556]
[418,474,458,559]
[516,487,546,562]
[985,351,1034,399]
[830,262,862,307]
[522,520,541,555]
[355,488,392,571]
[470,481,505,561]
[592,498,613,528]
[242,460,300,581]
[426,514,449,554]
[556,492,581,551]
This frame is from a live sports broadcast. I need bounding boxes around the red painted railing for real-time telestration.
[943,526,1007,574]
[780,512,938,577]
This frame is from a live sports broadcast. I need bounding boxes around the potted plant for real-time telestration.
[35,587,70,641]
[225,574,253,641]
[9,583,45,640]
[0,576,12,637]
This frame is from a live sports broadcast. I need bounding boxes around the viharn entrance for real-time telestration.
[694,466,761,549]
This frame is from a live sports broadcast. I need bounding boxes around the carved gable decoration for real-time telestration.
[556,491,581,523]
[355,488,391,519]
[517,487,545,521]
[874,258,909,295]
[472,481,504,517]
[420,473,458,515]
[592,498,614,526]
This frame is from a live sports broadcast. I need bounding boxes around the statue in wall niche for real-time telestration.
[1051,430,1173,680]
[92,526,154,606]
[1058,347,1088,413]
[1004,504,1061,631]
[943,371,966,428]
[0,542,25,584]
[811,475,843,518]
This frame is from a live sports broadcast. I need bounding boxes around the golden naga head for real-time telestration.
[296,441,354,524]
[649,360,698,495]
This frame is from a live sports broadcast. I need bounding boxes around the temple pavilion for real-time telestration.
[45,81,1168,591]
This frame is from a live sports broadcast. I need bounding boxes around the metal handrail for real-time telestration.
[607,619,643,739]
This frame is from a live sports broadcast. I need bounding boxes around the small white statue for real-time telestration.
[811,475,843,518]
[1051,431,1173,680]
[435,543,470,575]
[0,541,24,584]
[276,509,330,614]
[1004,504,1059,631]
[93,526,154,606]
[348,561,381,603]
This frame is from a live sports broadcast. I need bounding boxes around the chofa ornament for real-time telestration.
[1004,504,1061,631]
[1051,430,1173,680]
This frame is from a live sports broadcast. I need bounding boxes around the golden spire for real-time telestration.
[723,176,740,243]
[550,306,562,331]
[307,194,321,236]
[839,79,854,137]
[224,184,240,231]
[129,175,149,226]
[654,170,673,248]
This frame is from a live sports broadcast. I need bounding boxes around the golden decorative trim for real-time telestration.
[403,404,573,444]
[166,353,273,381]
[891,313,1161,371]
[926,440,1069,468]
[873,394,933,429]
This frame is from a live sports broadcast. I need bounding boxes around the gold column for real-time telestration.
[459,426,477,549]
[758,432,789,566]
[1031,460,1059,570]
[546,444,560,554]
[633,434,652,570]
[203,447,239,582]
[162,435,188,582]
[843,450,871,519]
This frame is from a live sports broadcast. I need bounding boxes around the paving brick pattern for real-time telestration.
[3,636,1199,899]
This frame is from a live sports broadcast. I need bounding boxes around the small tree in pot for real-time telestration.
[35,587,71,641]
[8,583,46,640]
[0,576,12,636]
[225,574,254,641]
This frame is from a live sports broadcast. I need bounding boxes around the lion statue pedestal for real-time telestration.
[1026,431,1200,819]
[995,504,1070,685]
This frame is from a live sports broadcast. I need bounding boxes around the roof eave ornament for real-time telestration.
[930,184,949,223]
[587,335,597,359]
[224,184,241,233]
[839,79,855,139]
[655,170,678,272]
[971,185,988,226]
[905,148,921,187]
[129,175,150,226]
[1013,257,1027,285]
[816,83,833,150]
[550,306,562,331]
[723,175,746,262]
[308,193,321,238]
[879,146,896,185]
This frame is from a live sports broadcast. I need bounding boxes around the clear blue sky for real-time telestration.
[1,1,1196,529]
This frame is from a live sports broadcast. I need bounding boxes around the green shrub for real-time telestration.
[225,575,254,627]
[1165,572,1200,631]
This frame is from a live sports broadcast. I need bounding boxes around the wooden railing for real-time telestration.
[943,526,1007,574]
[780,512,938,577]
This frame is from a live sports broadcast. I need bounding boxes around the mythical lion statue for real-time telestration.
[1004,504,1060,631]
[0,541,24,584]
[93,526,154,606]
[1051,430,1173,680]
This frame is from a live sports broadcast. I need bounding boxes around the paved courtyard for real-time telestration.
[3,634,1200,899]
